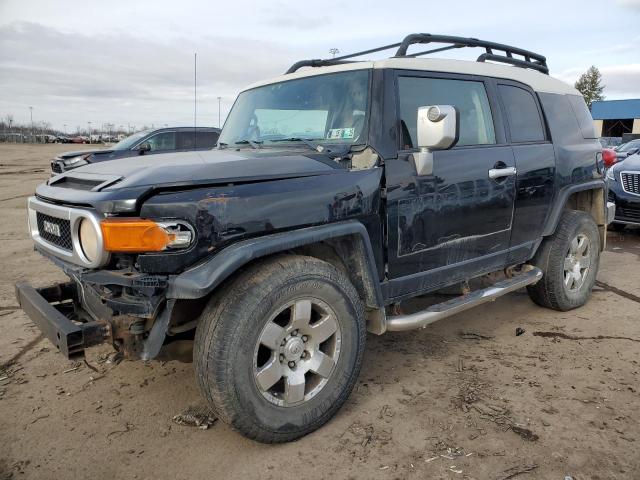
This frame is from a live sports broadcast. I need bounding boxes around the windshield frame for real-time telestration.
[219,69,373,149]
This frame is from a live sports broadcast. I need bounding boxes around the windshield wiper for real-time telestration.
[234,139,263,149]
[269,137,324,152]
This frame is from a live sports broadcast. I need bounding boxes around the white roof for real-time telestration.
[244,58,578,96]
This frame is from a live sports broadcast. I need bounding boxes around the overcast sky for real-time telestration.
[1,0,639,132]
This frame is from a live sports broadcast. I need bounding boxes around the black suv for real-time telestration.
[51,126,221,174]
[16,34,614,443]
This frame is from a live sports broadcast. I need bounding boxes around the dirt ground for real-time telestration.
[0,143,639,480]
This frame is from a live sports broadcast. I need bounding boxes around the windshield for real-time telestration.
[112,130,152,150]
[617,139,640,152]
[219,70,370,147]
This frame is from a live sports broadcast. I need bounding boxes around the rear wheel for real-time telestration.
[194,254,366,443]
[527,210,600,311]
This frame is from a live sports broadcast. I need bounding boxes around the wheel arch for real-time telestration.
[167,221,384,309]
[542,180,607,250]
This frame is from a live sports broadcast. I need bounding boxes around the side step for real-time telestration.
[383,267,543,333]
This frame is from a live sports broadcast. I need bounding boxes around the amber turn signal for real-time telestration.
[101,218,173,252]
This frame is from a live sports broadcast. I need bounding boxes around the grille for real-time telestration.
[621,172,640,195]
[36,212,73,250]
[51,162,62,174]
[617,204,640,220]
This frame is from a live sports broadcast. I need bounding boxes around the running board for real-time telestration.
[379,267,543,333]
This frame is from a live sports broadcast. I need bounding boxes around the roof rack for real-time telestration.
[285,33,548,75]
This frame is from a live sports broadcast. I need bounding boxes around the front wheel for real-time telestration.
[527,210,600,311]
[194,255,366,443]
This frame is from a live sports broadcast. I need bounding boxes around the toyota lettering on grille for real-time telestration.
[42,220,61,237]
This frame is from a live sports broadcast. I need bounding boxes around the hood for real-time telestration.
[55,149,112,160]
[36,148,343,214]
[615,152,640,171]
[70,149,339,190]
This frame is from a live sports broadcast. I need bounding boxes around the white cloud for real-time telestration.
[616,0,640,10]
[0,22,301,130]
[1,0,639,130]
[553,64,640,99]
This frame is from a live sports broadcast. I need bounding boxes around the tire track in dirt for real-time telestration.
[596,280,640,304]
[533,331,640,342]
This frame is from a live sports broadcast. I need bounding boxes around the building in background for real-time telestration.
[591,99,640,142]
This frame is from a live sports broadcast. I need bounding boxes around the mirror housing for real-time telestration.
[413,105,459,176]
[137,142,151,154]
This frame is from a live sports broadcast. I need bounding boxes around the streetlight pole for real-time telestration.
[63,124,67,135]
[217,96,221,128]
[29,106,34,142]
[87,121,92,144]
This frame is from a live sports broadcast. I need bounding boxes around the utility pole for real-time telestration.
[29,106,34,142]
[194,52,197,146]
[218,96,221,128]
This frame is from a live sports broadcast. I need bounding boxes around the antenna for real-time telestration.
[194,52,197,146]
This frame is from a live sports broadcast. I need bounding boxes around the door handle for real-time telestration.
[488,166,517,179]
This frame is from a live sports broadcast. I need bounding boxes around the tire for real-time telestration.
[527,210,600,311]
[194,254,366,443]
[610,222,626,232]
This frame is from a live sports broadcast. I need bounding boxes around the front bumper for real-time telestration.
[606,201,615,225]
[608,184,640,225]
[14,281,109,358]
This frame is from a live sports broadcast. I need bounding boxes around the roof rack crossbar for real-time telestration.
[394,33,548,74]
[285,42,402,74]
[405,44,464,58]
[285,33,549,75]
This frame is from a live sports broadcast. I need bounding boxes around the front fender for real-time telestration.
[167,220,383,307]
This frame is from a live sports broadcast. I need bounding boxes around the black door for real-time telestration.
[497,82,555,261]
[384,72,516,299]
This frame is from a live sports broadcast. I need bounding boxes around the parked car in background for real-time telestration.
[614,139,640,162]
[599,137,622,149]
[607,151,640,230]
[70,136,88,144]
[55,136,72,143]
[51,127,221,173]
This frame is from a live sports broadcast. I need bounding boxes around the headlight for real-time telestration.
[63,155,86,166]
[79,218,100,262]
[606,168,615,181]
[100,218,194,253]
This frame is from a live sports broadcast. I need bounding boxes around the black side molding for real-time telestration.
[167,221,383,306]
[542,179,606,237]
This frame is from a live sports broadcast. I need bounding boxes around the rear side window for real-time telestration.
[398,77,496,148]
[196,131,219,148]
[499,85,546,143]
[567,95,597,139]
[177,131,220,149]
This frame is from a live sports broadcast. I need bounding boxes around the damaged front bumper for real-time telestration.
[15,282,110,358]
[15,251,175,360]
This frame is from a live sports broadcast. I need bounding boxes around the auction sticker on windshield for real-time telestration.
[327,128,355,140]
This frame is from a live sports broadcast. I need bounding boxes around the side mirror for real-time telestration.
[413,105,459,176]
[138,142,151,154]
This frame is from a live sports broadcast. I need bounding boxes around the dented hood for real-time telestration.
[36,148,342,214]
[77,149,338,189]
